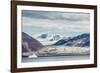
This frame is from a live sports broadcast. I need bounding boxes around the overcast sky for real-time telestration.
[22,10,90,37]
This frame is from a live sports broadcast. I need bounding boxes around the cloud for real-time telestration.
[22,10,90,35]
[22,10,90,21]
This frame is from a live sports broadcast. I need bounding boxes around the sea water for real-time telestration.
[22,55,90,62]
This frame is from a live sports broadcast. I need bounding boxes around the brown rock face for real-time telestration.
[22,32,44,53]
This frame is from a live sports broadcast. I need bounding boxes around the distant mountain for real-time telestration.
[36,33,67,45]
[37,34,62,40]
[53,37,71,45]
[37,34,48,39]
[53,33,90,47]
[37,33,66,41]
[53,39,68,45]
[22,32,44,53]
[49,34,64,41]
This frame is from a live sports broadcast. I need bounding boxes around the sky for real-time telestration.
[22,10,90,37]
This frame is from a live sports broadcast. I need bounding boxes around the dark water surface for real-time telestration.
[22,55,90,62]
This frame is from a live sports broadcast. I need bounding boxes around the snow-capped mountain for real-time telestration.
[36,34,66,45]
[37,34,48,39]
[22,32,90,57]
[54,33,90,47]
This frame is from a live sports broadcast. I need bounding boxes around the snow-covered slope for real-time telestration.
[35,34,66,45]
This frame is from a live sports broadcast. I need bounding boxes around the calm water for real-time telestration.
[22,55,90,62]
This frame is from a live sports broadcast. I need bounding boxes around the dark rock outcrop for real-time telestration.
[22,32,44,53]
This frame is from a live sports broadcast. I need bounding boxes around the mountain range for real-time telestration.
[22,32,90,57]
[53,33,90,47]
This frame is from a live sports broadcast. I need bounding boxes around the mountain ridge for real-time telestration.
[53,33,90,47]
